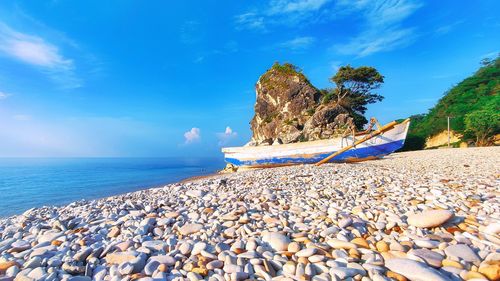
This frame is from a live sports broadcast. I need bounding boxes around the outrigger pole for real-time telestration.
[315,120,399,166]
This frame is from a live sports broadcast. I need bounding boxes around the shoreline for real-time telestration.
[1,147,499,281]
[0,166,222,220]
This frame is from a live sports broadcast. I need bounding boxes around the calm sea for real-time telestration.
[0,157,225,218]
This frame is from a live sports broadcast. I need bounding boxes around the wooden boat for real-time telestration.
[222,119,410,168]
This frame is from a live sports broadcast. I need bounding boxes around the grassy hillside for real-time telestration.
[402,56,500,150]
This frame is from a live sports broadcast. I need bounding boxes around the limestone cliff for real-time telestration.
[249,63,353,145]
[425,130,462,148]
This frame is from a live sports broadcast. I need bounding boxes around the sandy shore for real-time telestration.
[0,147,499,281]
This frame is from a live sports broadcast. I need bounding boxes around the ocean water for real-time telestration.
[0,157,225,218]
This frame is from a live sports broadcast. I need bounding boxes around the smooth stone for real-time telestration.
[38,231,64,243]
[223,264,243,273]
[192,242,207,255]
[376,241,389,252]
[238,251,259,259]
[444,244,480,262]
[142,240,167,251]
[262,232,291,251]
[74,247,93,262]
[108,226,120,238]
[6,265,19,277]
[179,223,203,235]
[186,190,206,198]
[296,248,317,258]
[288,242,301,253]
[414,239,440,249]
[27,267,46,279]
[231,272,249,281]
[327,239,357,249]
[144,260,160,275]
[339,217,353,228]
[407,210,453,228]
[385,258,450,281]
[68,277,92,281]
[10,241,30,252]
[206,260,223,270]
[130,253,147,273]
[329,267,361,279]
[105,252,137,264]
[179,242,192,255]
[24,257,42,269]
[148,255,176,266]
[478,264,500,281]
[283,261,296,275]
[118,262,134,275]
[408,249,444,267]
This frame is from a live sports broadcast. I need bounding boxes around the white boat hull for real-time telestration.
[222,120,410,168]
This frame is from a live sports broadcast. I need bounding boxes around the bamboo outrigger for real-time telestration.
[315,120,398,166]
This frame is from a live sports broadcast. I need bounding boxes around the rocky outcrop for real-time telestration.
[249,63,353,145]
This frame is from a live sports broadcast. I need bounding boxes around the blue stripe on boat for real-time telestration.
[225,139,405,166]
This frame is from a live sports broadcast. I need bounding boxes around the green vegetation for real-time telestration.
[464,109,499,146]
[264,112,279,123]
[305,108,316,116]
[322,65,385,128]
[402,56,500,150]
[260,62,313,94]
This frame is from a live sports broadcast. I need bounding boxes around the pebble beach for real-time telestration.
[1,147,499,281]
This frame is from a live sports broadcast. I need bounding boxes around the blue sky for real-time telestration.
[0,0,498,157]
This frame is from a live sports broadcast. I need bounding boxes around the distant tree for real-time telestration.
[323,65,385,128]
[464,109,499,146]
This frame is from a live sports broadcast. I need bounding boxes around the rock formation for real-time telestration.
[249,63,353,145]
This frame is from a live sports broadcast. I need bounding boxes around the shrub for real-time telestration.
[464,109,500,146]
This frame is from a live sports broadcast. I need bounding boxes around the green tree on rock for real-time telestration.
[323,65,385,128]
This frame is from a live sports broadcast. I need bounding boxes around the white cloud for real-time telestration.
[0,91,11,100]
[235,12,266,31]
[279,36,315,51]
[235,0,332,31]
[336,28,416,57]
[0,21,81,88]
[434,20,464,36]
[334,0,422,57]
[0,22,72,68]
[216,126,238,146]
[268,0,331,15]
[184,127,201,144]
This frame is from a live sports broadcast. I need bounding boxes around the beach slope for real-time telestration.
[1,147,499,281]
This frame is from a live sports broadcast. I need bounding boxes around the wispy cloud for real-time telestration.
[268,0,331,15]
[184,127,201,144]
[180,20,203,44]
[279,36,315,51]
[235,0,333,31]
[235,12,267,31]
[334,0,423,57]
[0,91,11,100]
[434,20,464,36]
[216,126,238,145]
[0,21,81,89]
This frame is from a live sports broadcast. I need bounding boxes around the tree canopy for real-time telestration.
[322,65,385,128]
[465,108,499,146]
